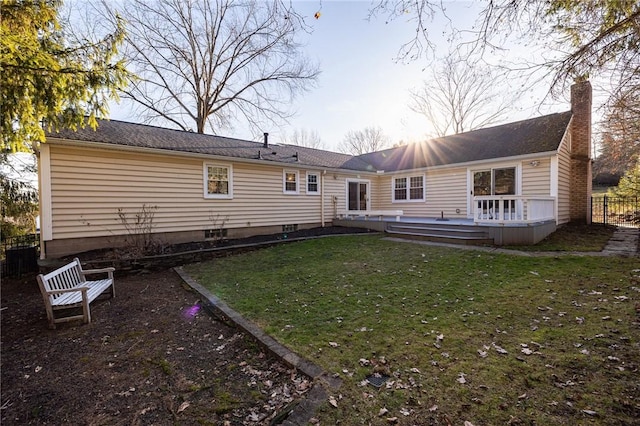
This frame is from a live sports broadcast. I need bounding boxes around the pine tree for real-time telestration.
[0,0,129,152]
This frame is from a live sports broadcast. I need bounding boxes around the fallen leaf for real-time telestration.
[386,417,399,423]
[328,341,339,347]
[329,396,338,408]
[410,367,421,373]
[493,344,508,355]
[464,421,475,426]
[378,407,389,417]
[457,373,467,384]
[478,350,488,358]
[582,409,597,416]
[177,401,190,413]
[429,405,438,412]
[400,407,411,416]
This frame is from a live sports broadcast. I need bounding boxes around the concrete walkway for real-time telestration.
[601,227,640,256]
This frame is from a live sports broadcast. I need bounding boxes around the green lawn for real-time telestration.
[184,235,640,425]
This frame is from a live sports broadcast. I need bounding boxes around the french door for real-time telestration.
[347,180,369,211]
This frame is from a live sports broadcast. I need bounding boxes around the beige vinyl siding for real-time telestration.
[375,168,468,218]
[369,176,384,211]
[521,158,551,196]
[47,145,340,239]
[556,133,572,224]
[324,172,353,216]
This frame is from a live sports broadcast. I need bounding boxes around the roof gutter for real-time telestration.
[378,151,561,175]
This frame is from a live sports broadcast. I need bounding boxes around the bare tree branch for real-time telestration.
[284,128,324,149]
[409,54,515,137]
[371,1,639,111]
[338,126,391,155]
[99,0,319,134]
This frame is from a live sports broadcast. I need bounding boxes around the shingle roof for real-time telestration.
[47,111,572,173]
[48,119,372,171]
[357,111,573,171]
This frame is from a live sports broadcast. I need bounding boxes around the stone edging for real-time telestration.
[173,266,341,426]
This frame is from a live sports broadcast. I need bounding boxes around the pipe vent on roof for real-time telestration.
[263,132,269,148]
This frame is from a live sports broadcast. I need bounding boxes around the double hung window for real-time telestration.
[307,172,319,194]
[393,175,425,202]
[284,170,299,194]
[204,164,232,199]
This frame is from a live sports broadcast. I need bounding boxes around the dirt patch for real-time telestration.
[1,270,312,425]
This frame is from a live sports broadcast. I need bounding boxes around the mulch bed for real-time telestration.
[1,269,310,425]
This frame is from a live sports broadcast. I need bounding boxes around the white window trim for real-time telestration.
[283,169,299,194]
[203,162,233,199]
[392,174,425,203]
[306,172,320,195]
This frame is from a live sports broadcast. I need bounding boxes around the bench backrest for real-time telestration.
[38,259,84,299]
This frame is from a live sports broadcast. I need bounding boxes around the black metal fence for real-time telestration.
[1,233,40,277]
[592,196,640,227]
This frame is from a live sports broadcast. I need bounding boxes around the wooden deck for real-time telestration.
[332,216,557,246]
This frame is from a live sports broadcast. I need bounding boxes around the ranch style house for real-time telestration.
[37,81,593,258]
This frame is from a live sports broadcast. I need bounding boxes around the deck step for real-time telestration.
[386,222,493,245]
[387,232,494,246]
[388,225,488,238]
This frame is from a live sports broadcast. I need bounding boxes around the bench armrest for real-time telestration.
[80,266,115,282]
[82,267,115,275]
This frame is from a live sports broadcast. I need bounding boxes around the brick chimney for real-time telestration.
[569,80,592,223]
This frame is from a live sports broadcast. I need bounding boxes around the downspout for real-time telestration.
[33,142,45,260]
[321,170,326,227]
[550,156,559,224]
[38,143,54,260]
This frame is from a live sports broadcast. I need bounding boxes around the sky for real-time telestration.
[107,0,585,153]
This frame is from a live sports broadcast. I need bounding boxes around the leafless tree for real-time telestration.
[284,128,324,149]
[409,55,513,137]
[338,126,390,155]
[100,0,319,134]
[370,1,639,108]
[594,87,640,178]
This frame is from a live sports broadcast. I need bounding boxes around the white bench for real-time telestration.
[338,210,403,221]
[36,258,115,329]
